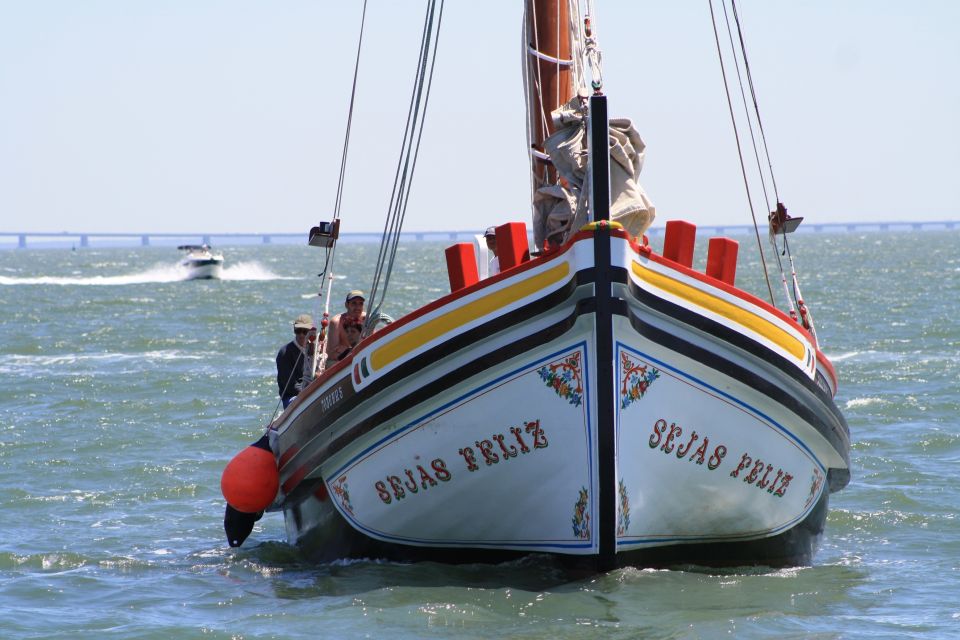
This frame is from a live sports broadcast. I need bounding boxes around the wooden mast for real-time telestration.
[526,0,573,187]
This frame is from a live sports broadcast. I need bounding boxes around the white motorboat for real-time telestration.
[178,244,224,280]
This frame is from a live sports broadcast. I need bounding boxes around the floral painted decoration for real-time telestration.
[805,469,825,509]
[572,487,590,539]
[332,476,354,517]
[620,352,660,409]
[617,479,631,536]
[538,352,584,407]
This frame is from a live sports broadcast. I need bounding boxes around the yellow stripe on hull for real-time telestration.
[631,261,806,361]
[371,262,571,370]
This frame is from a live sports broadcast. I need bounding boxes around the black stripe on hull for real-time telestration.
[626,282,851,482]
[279,272,582,467]
[278,260,625,476]
[280,293,593,505]
[629,276,839,416]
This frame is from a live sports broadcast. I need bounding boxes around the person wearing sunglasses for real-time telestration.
[275,313,315,408]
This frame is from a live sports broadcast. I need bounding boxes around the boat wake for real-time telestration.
[219,261,291,281]
[0,261,290,285]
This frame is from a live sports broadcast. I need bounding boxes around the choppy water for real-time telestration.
[1,231,958,639]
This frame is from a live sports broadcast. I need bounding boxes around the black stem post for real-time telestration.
[589,94,616,572]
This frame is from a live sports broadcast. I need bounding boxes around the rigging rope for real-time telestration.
[727,0,813,337]
[718,0,796,321]
[710,0,817,342]
[310,0,369,378]
[566,0,588,97]
[581,0,603,93]
[268,0,371,411]
[719,1,772,219]
[333,1,370,224]
[365,0,445,336]
[527,0,553,149]
[707,0,776,306]
[728,0,780,204]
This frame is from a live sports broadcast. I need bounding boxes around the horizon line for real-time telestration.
[2,218,959,238]
[1,219,958,250]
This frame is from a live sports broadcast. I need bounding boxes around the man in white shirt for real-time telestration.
[484,226,500,276]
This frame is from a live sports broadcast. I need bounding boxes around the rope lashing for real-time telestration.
[582,3,603,92]
[526,45,574,66]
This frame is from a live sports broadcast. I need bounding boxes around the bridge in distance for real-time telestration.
[1,220,957,249]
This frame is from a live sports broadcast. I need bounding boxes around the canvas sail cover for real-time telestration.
[532,99,656,248]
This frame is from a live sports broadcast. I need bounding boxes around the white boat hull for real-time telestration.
[267,225,849,569]
[181,258,223,280]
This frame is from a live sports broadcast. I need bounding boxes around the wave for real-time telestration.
[845,397,888,409]
[828,351,862,362]
[0,261,291,285]
[0,350,207,371]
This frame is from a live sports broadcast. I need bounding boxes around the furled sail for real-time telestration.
[525,0,655,248]
[532,99,655,247]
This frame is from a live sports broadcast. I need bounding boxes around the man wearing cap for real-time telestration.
[276,313,314,408]
[325,290,366,363]
[484,226,500,276]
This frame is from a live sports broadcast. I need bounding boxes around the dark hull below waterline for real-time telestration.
[284,490,830,570]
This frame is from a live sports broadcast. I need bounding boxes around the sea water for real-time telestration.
[0,231,957,639]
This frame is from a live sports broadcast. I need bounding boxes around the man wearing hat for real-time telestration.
[276,313,314,408]
[325,290,366,363]
[484,226,500,276]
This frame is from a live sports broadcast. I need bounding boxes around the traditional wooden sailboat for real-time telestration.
[222,0,850,570]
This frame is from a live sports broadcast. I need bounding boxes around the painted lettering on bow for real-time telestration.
[374,457,452,504]
[728,452,793,497]
[647,417,795,497]
[373,419,549,505]
[457,419,547,471]
[648,418,727,470]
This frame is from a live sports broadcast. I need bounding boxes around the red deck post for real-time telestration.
[663,220,697,267]
[706,237,739,285]
[497,222,530,272]
[444,243,480,292]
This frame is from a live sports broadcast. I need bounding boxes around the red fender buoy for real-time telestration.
[221,443,279,514]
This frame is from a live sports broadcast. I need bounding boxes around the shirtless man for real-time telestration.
[325,290,366,363]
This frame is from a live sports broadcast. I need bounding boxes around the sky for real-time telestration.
[1,1,957,235]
